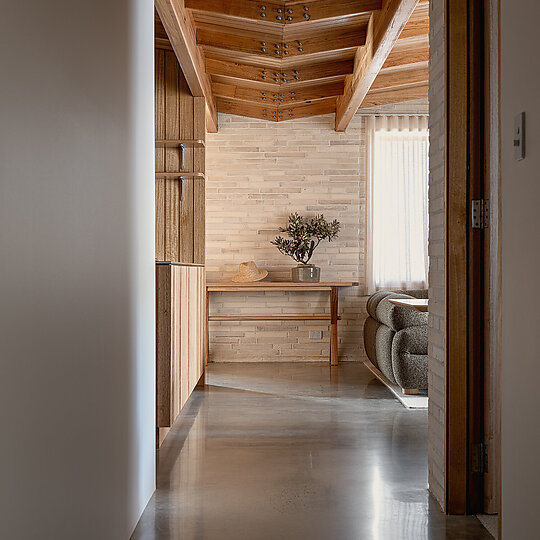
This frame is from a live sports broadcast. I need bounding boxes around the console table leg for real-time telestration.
[330,287,339,366]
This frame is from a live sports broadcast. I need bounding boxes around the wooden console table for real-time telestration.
[206,282,358,366]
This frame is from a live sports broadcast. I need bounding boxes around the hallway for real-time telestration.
[132,363,491,539]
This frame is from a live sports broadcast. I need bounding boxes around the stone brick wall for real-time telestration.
[427,0,446,509]
[206,102,428,363]
[205,113,367,362]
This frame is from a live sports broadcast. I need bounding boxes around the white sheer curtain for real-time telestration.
[366,115,429,293]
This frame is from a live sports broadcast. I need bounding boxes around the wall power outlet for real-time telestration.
[309,330,323,340]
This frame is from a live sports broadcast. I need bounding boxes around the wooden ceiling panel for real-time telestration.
[382,38,429,69]
[187,0,382,25]
[206,58,353,87]
[399,2,429,40]
[371,62,428,91]
[153,0,432,126]
[283,13,372,39]
[360,82,428,108]
[192,11,283,38]
[216,96,337,121]
[196,24,367,60]
[211,73,348,93]
[203,46,357,69]
[212,80,345,106]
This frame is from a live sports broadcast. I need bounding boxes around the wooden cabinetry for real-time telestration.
[154,13,207,447]
[155,47,206,265]
[156,263,205,432]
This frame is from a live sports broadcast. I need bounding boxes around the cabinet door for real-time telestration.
[155,49,205,265]
[156,264,205,429]
[156,264,174,427]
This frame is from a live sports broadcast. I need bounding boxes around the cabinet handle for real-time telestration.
[180,143,185,171]
[180,176,185,202]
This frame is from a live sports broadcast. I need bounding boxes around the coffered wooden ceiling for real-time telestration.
[155,0,428,132]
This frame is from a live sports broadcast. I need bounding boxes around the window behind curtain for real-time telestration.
[366,116,429,293]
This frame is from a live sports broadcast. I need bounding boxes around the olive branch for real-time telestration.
[271,213,341,265]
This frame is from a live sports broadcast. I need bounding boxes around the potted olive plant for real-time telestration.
[272,213,341,282]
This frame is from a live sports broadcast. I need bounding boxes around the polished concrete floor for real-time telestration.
[132,363,492,540]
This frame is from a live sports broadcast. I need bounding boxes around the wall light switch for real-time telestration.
[514,112,525,160]
[309,330,323,340]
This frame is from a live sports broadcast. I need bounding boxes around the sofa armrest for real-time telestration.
[391,326,428,390]
[392,325,428,356]
[375,294,428,332]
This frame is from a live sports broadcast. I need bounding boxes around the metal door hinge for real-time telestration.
[471,199,489,229]
[472,443,488,473]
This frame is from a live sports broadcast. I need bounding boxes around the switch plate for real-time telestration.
[309,330,323,340]
[514,112,525,160]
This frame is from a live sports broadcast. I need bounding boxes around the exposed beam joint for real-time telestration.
[335,0,419,131]
[155,0,218,132]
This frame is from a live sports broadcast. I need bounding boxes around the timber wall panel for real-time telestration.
[156,265,205,428]
[155,48,205,264]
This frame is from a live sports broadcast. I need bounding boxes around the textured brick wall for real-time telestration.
[427,0,446,509]
[206,102,428,363]
[206,113,367,362]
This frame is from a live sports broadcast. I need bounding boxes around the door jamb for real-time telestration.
[445,0,486,515]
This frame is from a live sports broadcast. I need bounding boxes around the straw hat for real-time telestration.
[231,261,268,283]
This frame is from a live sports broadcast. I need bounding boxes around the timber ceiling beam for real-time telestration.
[382,40,428,69]
[196,25,367,60]
[369,63,428,92]
[360,81,428,108]
[186,0,382,25]
[216,96,337,122]
[335,0,419,131]
[212,80,345,106]
[155,0,218,132]
[206,58,353,87]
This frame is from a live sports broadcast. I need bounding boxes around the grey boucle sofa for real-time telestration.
[363,290,428,393]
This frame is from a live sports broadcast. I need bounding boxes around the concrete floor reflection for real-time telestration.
[131,362,492,540]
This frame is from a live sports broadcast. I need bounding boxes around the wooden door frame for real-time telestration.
[445,0,487,515]
[483,0,501,522]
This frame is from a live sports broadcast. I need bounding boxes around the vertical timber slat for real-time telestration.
[446,0,469,514]
[156,265,172,427]
[194,97,206,265]
[155,49,166,261]
[165,50,180,262]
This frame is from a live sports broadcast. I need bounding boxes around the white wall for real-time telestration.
[501,1,540,538]
[0,1,155,539]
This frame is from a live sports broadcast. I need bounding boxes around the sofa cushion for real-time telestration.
[375,293,428,332]
[392,326,428,389]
